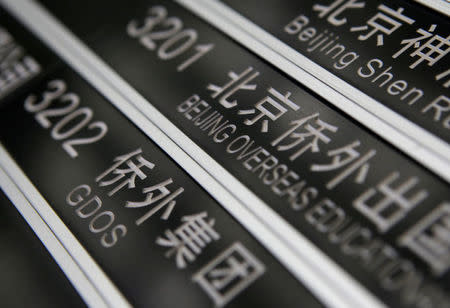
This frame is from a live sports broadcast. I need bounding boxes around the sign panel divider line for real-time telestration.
[0,168,106,308]
[413,0,450,17]
[0,145,127,308]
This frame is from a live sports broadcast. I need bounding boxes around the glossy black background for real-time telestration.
[4,0,450,306]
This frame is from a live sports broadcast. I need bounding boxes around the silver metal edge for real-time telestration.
[413,0,450,17]
[0,145,119,308]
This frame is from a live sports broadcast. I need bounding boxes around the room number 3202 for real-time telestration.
[24,79,108,158]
